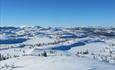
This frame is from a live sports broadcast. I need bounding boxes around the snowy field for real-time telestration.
[0,26,115,70]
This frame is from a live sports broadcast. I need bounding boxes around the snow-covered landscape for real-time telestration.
[0,26,115,70]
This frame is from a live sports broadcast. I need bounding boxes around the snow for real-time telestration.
[1,56,115,70]
[0,26,115,70]
[23,36,56,44]
[69,42,107,54]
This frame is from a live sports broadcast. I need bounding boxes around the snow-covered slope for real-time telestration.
[1,56,115,70]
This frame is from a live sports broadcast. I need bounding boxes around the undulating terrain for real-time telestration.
[0,26,115,70]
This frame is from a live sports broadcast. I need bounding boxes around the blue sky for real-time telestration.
[0,0,115,27]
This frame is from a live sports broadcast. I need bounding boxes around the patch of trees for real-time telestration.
[76,49,89,55]
[0,54,9,61]
[0,53,19,61]
[0,63,18,70]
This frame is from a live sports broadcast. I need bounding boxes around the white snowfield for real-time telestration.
[1,56,115,70]
[0,26,115,70]
[23,36,57,44]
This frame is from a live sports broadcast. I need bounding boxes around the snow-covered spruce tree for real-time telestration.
[7,53,11,58]
[82,49,89,54]
[11,63,15,69]
[0,53,2,61]
[42,51,47,57]
[5,64,9,69]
